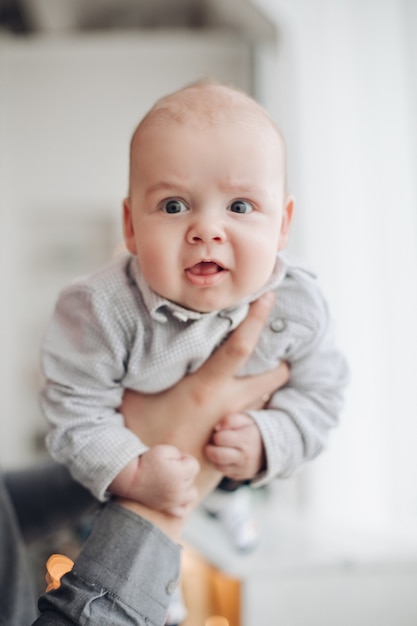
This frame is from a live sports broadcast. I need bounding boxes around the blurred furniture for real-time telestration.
[183,487,417,626]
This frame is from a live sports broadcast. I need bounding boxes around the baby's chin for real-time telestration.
[161,280,270,314]
[173,293,252,315]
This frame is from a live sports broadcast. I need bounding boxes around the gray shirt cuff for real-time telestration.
[75,502,182,623]
[38,501,182,625]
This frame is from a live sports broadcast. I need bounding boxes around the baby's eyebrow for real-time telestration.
[145,181,188,197]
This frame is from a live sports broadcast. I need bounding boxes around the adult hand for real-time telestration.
[121,293,289,506]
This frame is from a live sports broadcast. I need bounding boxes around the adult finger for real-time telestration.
[199,293,274,382]
[236,361,290,412]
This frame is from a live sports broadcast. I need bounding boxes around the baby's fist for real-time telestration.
[204,413,265,480]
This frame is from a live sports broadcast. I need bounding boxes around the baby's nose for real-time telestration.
[186,218,226,243]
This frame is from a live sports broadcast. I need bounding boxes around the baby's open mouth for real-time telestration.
[187,261,224,276]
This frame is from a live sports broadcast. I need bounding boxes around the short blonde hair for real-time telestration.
[128,79,287,193]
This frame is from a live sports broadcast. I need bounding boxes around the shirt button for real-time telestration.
[166,580,178,595]
[270,318,286,333]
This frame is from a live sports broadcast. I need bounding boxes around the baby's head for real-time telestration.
[123,80,294,313]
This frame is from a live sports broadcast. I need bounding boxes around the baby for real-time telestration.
[41,80,348,518]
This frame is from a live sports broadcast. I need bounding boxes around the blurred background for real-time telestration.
[1,0,416,624]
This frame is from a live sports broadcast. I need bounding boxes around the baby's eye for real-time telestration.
[162,199,187,214]
[229,200,253,214]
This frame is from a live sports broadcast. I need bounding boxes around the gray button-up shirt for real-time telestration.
[41,253,348,501]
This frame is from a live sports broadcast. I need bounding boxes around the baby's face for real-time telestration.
[123,118,293,313]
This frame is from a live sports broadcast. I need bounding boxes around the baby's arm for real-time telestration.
[250,293,348,483]
[205,275,349,485]
[41,276,148,502]
[109,446,200,518]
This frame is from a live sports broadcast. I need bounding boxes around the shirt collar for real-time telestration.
[128,253,287,325]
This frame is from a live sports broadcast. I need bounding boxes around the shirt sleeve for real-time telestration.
[34,502,182,626]
[247,276,349,485]
[41,281,148,501]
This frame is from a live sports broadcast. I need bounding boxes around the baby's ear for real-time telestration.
[122,198,137,254]
[277,195,294,251]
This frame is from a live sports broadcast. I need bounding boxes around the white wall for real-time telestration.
[253,0,417,534]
